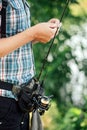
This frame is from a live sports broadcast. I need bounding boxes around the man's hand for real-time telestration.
[48,18,62,35]
[32,19,61,44]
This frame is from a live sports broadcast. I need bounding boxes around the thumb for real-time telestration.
[49,23,58,29]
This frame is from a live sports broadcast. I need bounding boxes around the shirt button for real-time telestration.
[21,122,24,125]
[0,122,2,125]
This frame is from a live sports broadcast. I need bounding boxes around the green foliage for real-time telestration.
[60,107,87,130]
[81,59,87,76]
[28,0,87,109]
[28,0,87,129]
[28,0,79,23]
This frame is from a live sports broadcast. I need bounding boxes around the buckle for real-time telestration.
[12,85,21,95]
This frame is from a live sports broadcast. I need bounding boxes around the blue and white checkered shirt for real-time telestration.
[0,0,35,98]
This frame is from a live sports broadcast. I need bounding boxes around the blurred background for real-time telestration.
[28,0,87,129]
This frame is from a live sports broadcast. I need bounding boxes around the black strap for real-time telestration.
[0,80,13,91]
[1,0,8,38]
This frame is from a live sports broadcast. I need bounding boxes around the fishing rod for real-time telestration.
[17,0,71,115]
[38,0,71,81]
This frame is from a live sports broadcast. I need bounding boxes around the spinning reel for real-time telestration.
[17,78,53,115]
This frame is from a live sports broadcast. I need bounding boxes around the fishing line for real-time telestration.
[38,0,71,81]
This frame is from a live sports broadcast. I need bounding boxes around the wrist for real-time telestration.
[25,27,35,42]
[28,26,37,41]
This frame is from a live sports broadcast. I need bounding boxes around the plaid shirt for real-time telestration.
[0,0,35,99]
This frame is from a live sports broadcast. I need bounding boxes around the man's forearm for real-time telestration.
[0,19,61,57]
[0,27,35,57]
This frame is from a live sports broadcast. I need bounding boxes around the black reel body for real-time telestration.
[17,78,52,115]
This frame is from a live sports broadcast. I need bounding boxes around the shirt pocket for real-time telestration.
[6,0,30,37]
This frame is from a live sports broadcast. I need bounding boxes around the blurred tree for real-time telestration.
[29,0,87,114]
[60,107,87,130]
[28,0,81,110]
[27,0,87,129]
